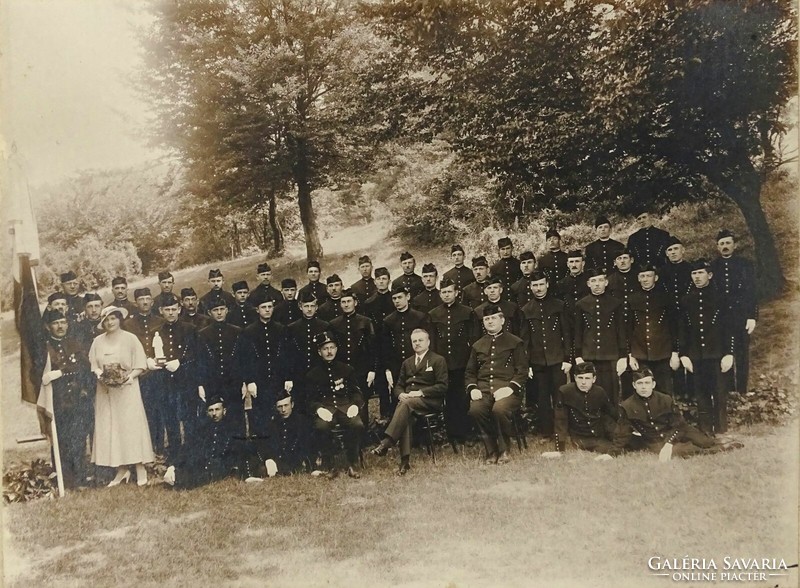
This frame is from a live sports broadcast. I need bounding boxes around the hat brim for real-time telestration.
[98,306,129,330]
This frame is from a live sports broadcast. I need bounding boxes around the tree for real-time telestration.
[143,0,388,262]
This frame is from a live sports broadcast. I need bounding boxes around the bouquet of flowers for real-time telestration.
[100,363,129,387]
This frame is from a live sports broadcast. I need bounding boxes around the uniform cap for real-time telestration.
[158,271,173,281]
[307,260,321,270]
[281,278,297,289]
[482,303,504,317]
[208,269,223,279]
[451,244,464,254]
[374,267,390,278]
[133,288,151,299]
[545,228,560,239]
[421,263,437,275]
[42,308,67,324]
[48,291,67,304]
[83,292,102,305]
[519,251,535,262]
[313,331,336,349]
[257,263,271,273]
[326,274,343,285]
[179,288,196,299]
[716,229,735,242]
[399,251,414,262]
[298,290,317,304]
[595,216,611,228]
[471,256,488,268]
[497,237,512,248]
[232,280,248,293]
[358,255,371,265]
[390,284,410,296]
[59,271,77,283]
[162,293,181,306]
[111,276,127,286]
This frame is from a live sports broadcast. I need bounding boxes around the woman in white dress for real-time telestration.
[89,306,155,486]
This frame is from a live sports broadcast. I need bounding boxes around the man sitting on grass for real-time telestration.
[544,362,617,460]
[611,368,743,460]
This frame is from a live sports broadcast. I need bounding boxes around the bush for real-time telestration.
[3,459,57,503]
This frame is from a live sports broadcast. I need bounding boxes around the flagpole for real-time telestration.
[49,406,66,498]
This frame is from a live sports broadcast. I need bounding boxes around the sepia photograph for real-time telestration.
[1,0,798,586]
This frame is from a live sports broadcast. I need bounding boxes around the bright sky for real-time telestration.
[1,0,163,188]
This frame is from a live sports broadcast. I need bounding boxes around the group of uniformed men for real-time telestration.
[40,209,752,486]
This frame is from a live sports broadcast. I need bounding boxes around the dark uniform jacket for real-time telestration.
[170,416,236,487]
[227,303,258,329]
[40,335,92,408]
[465,331,528,397]
[555,272,590,312]
[239,319,290,388]
[197,321,244,397]
[520,295,571,367]
[606,269,638,325]
[392,273,425,298]
[350,277,377,304]
[264,413,312,473]
[412,288,440,314]
[429,302,478,371]
[490,257,522,300]
[462,279,489,309]
[73,318,101,354]
[287,316,331,379]
[475,299,523,337]
[612,390,713,453]
[539,250,569,285]
[64,293,85,324]
[180,311,211,330]
[710,255,758,321]
[585,238,625,274]
[306,360,364,413]
[328,312,378,376]
[382,308,431,375]
[152,291,176,317]
[154,319,198,391]
[394,351,448,404]
[106,297,137,315]
[442,265,475,291]
[317,297,344,323]
[553,382,616,451]
[123,312,164,357]
[273,299,302,327]
[298,281,328,304]
[627,226,671,268]
[247,283,282,307]
[678,285,734,361]
[573,293,627,361]
[659,260,693,311]
[510,276,535,308]
[628,288,676,361]
[199,289,235,315]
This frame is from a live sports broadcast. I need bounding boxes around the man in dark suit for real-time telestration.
[179,287,211,330]
[363,267,395,420]
[412,263,440,314]
[317,275,345,322]
[370,329,448,475]
[392,251,425,297]
[555,250,590,319]
[442,244,475,293]
[299,260,328,304]
[462,256,490,309]
[199,269,235,315]
[59,270,84,323]
[107,276,137,315]
[474,276,523,337]
[585,216,625,275]
[287,291,330,410]
[510,251,536,308]
[539,228,569,285]
[152,271,177,317]
[350,255,376,304]
[227,281,257,328]
[247,263,282,308]
[490,237,522,300]
[273,278,301,326]
[626,208,671,268]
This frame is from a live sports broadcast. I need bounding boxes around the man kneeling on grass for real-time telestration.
[163,396,236,489]
[610,368,743,460]
[543,362,617,460]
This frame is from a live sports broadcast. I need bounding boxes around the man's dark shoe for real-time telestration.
[325,468,340,480]
[370,440,390,457]
[484,453,498,465]
[346,466,361,479]
[397,462,411,476]
[496,451,511,465]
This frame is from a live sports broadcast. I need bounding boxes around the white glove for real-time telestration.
[720,355,734,373]
[163,466,176,486]
[385,370,394,389]
[542,451,562,459]
[469,389,482,401]
[409,390,423,398]
[164,359,180,373]
[669,352,680,371]
[745,319,756,335]
[628,356,639,371]
[528,367,534,378]
[146,357,160,370]
[284,381,293,392]
[615,357,628,376]
[366,371,375,387]
[41,370,63,386]
[594,454,613,461]
[493,387,513,401]
[346,405,359,418]
[247,382,258,398]
[316,407,334,422]
[198,386,206,402]
[561,362,571,374]
[265,459,278,478]
[93,369,104,379]
[659,442,673,462]
[680,356,694,373]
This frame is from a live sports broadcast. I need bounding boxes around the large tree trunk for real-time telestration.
[268,189,285,255]
[292,139,324,261]
[711,163,785,299]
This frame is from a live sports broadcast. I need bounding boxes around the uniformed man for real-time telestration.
[475,276,523,337]
[306,332,365,478]
[626,208,672,268]
[392,251,425,297]
[73,293,104,352]
[197,294,245,431]
[370,329,448,475]
[585,216,625,275]
[287,291,331,409]
[428,278,479,447]
[45,292,73,338]
[611,368,739,458]
[382,286,431,415]
[152,271,176,317]
[412,263,440,314]
[442,244,475,293]
[538,229,569,285]
[627,265,679,397]
[462,256,490,309]
[59,271,84,323]
[659,236,693,311]
[607,248,639,397]
[150,293,199,459]
[273,278,301,326]
[239,291,293,436]
[509,251,536,308]
[573,268,628,405]
[466,305,528,464]
[317,274,345,322]
[363,267,395,420]
[247,263,282,308]
[227,280,258,329]
[107,276,137,314]
[547,361,617,455]
[162,396,237,489]
[350,255,376,304]
[678,259,735,435]
[555,250,590,318]
[199,269,235,315]
[520,271,572,436]
[38,309,93,488]
[710,229,757,393]
[123,287,165,453]
[259,392,312,477]
[490,237,522,300]
[179,287,211,330]
[328,289,378,430]
[298,260,328,304]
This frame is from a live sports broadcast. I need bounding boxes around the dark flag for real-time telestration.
[15,253,46,405]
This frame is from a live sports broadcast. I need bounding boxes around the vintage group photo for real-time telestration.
[2,0,798,586]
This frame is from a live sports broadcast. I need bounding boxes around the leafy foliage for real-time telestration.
[3,459,56,503]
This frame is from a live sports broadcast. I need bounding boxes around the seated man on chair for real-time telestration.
[306,331,365,478]
[370,329,448,475]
